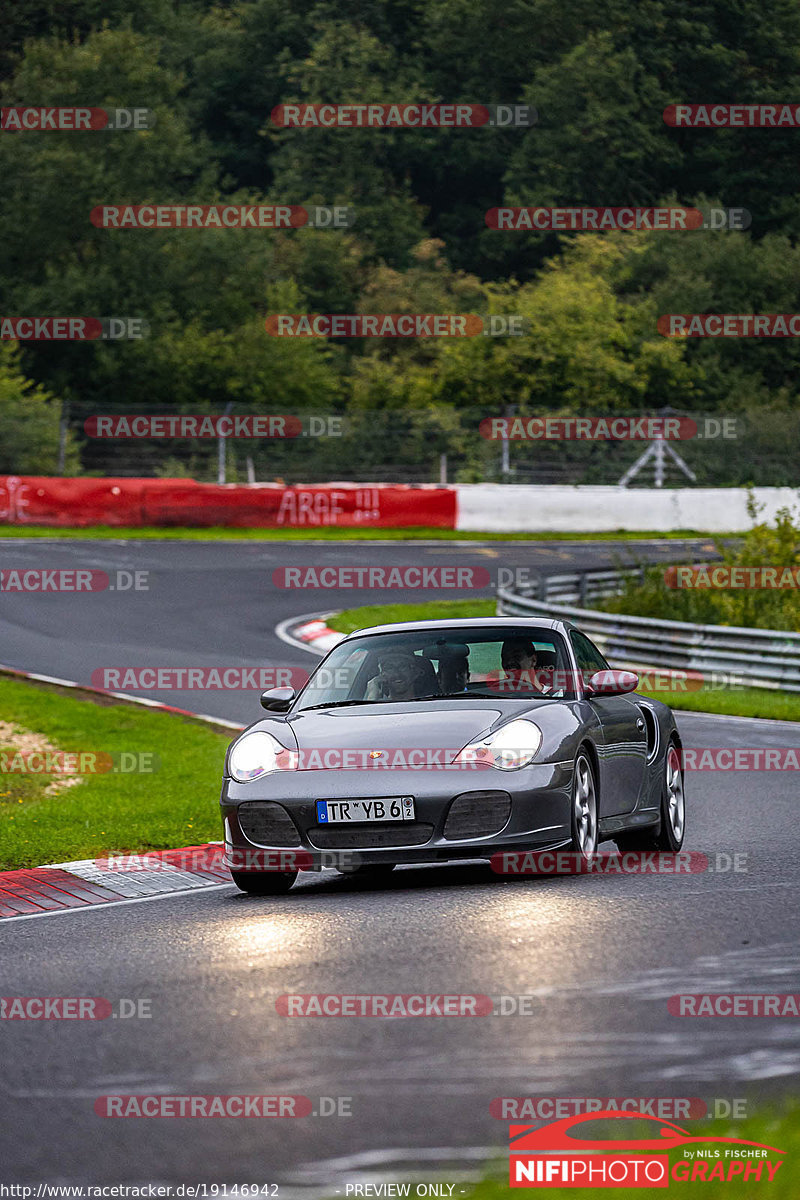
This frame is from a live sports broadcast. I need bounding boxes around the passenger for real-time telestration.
[437,653,469,693]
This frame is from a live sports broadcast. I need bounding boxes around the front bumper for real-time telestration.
[220,761,573,872]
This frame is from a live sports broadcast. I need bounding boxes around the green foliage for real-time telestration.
[2,1,800,481]
[600,502,800,630]
[0,343,77,473]
[429,236,695,414]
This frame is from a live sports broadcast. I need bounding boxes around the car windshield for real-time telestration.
[294,626,576,711]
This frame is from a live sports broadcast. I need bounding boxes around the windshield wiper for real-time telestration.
[301,692,555,711]
[414,691,555,701]
[412,691,504,701]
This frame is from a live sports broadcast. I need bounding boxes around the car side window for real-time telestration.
[569,631,609,675]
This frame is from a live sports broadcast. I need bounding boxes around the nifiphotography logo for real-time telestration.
[508,1109,785,1187]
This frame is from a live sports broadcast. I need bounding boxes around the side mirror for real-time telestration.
[260,686,296,712]
[585,669,639,698]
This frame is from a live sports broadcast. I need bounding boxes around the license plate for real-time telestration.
[316,797,415,824]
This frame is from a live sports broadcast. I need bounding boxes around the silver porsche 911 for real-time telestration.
[219,618,686,893]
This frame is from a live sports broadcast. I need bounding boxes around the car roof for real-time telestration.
[344,616,572,638]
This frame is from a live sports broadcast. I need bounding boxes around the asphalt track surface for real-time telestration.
[1,537,799,1189]
[0,536,718,724]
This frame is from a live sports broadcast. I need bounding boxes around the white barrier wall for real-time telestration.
[455,485,800,533]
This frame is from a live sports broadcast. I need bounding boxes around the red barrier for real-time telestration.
[0,477,456,529]
[0,476,193,527]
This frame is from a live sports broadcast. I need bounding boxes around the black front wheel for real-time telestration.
[616,739,685,852]
[230,870,297,895]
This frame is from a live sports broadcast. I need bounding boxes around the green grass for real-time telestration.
[327,598,496,634]
[327,600,800,720]
[637,684,800,721]
[0,674,235,869]
[0,523,726,542]
[459,1107,799,1198]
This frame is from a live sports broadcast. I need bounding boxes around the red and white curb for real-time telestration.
[0,844,233,921]
[0,628,348,921]
[0,665,247,921]
[294,619,345,652]
[0,663,243,731]
[275,612,345,657]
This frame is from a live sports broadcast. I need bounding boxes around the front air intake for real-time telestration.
[238,802,301,847]
[309,824,434,850]
[443,791,512,840]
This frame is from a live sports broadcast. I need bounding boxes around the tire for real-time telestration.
[568,749,598,861]
[339,864,396,878]
[230,870,297,895]
[616,738,685,852]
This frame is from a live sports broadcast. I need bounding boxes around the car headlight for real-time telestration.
[228,731,296,782]
[453,718,542,771]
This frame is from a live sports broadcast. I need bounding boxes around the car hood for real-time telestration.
[277,700,551,756]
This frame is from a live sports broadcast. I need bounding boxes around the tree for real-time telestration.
[428,234,695,413]
[0,343,77,473]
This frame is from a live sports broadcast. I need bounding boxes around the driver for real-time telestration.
[365,651,426,701]
[498,638,548,693]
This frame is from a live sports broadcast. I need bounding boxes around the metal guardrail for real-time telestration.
[522,567,646,606]
[497,569,800,693]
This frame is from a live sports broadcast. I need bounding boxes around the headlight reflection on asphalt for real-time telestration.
[220,916,308,958]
